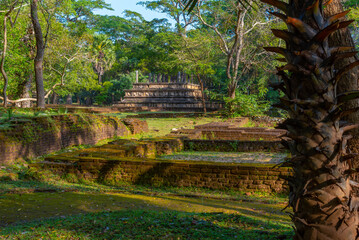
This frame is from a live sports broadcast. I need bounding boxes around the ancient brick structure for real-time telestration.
[169,121,287,141]
[36,137,289,193]
[113,83,222,112]
[39,157,290,193]
[183,140,284,152]
[0,115,148,165]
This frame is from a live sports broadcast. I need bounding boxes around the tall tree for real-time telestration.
[90,35,115,84]
[141,0,210,112]
[195,0,272,99]
[62,0,112,36]
[139,0,197,35]
[30,0,46,108]
[261,0,359,238]
[0,0,24,106]
[31,0,71,108]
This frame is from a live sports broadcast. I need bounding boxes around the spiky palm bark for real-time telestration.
[262,0,359,239]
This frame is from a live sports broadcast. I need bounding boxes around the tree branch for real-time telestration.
[195,2,230,54]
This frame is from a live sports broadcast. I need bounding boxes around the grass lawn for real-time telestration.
[160,151,287,164]
[0,179,293,239]
[120,116,225,139]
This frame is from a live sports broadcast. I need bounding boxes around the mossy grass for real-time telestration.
[0,209,293,240]
[113,115,224,139]
[0,175,292,238]
[160,151,287,165]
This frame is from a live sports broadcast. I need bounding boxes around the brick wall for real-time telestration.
[38,159,291,193]
[184,140,285,152]
[0,115,147,165]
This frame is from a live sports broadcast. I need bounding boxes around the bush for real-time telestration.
[223,93,270,118]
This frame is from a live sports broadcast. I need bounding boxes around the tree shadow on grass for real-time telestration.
[0,209,294,240]
[154,195,290,223]
[0,188,292,233]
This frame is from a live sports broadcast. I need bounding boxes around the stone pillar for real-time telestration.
[177,72,181,83]
[136,70,139,83]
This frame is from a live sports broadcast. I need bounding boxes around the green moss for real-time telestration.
[0,113,132,146]
[61,173,80,183]
[0,172,18,181]
[21,167,61,182]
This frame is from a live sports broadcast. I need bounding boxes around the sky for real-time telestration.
[94,0,171,22]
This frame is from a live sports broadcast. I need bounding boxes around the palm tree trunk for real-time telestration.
[262,0,359,238]
[324,0,359,125]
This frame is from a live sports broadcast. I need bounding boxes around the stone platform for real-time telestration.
[113,83,222,112]
[36,138,289,193]
[168,121,286,141]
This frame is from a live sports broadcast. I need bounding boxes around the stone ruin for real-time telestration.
[35,117,291,193]
[113,82,222,112]
[168,120,286,141]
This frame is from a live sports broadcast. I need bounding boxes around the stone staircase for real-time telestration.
[113,83,222,112]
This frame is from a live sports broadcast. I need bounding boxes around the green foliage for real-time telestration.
[21,167,59,182]
[223,93,270,118]
[1,0,357,109]
[94,81,113,105]
[346,5,359,50]
[107,71,147,100]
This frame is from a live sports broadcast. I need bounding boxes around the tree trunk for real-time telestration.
[51,92,59,104]
[323,0,359,170]
[31,0,46,109]
[20,74,33,108]
[1,2,22,107]
[1,11,9,107]
[262,0,359,238]
[324,0,359,124]
[228,83,236,99]
[98,73,102,84]
[85,97,92,106]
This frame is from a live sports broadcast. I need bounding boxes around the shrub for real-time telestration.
[223,93,270,118]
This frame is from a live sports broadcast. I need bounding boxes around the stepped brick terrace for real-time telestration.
[113,83,222,112]
[168,121,287,141]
